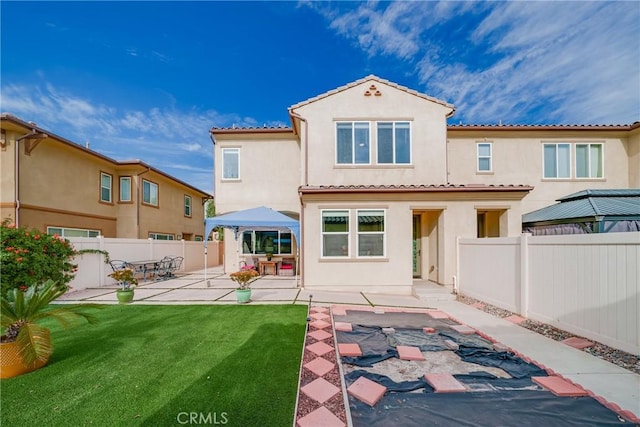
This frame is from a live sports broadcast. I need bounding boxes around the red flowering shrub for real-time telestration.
[1,218,78,296]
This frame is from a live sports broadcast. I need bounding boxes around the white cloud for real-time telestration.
[0,82,258,194]
[309,1,640,124]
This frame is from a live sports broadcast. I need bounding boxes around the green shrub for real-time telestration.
[0,218,78,296]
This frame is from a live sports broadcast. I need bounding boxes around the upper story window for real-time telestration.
[47,226,100,238]
[142,179,159,206]
[357,209,385,257]
[119,176,132,202]
[576,143,603,178]
[377,122,411,164]
[337,122,370,164]
[222,148,240,180]
[184,195,192,217]
[322,210,349,257]
[477,143,492,172]
[543,143,571,178]
[100,172,112,203]
[149,232,174,240]
[543,142,604,179]
[184,194,191,217]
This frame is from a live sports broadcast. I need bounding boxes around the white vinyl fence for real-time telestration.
[458,232,640,355]
[68,237,223,291]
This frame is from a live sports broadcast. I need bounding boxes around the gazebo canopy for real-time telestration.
[204,206,300,246]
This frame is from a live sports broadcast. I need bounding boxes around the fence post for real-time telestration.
[98,235,105,287]
[519,233,531,317]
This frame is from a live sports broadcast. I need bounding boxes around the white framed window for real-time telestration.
[321,210,349,257]
[336,122,370,164]
[477,143,492,172]
[100,172,112,203]
[576,143,603,178]
[241,230,292,255]
[377,122,411,164]
[119,176,131,202]
[184,195,192,217]
[149,232,174,240]
[142,179,158,206]
[47,226,100,238]
[543,143,571,178]
[222,148,240,180]
[357,209,385,257]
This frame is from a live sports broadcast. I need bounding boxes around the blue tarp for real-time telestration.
[203,206,300,248]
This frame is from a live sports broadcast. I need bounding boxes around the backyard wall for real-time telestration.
[458,232,640,355]
[68,237,223,291]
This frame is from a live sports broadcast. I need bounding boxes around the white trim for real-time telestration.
[356,209,386,258]
[476,142,492,173]
[320,209,350,258]
[221,147,240,180]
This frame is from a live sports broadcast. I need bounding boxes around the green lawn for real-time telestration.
[1,304,307,427]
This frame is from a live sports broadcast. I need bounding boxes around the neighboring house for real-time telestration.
[210,75,640,294]
[1,114,211,240]
[523,189,640,234]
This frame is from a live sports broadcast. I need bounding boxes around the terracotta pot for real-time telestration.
[0,330,51,379]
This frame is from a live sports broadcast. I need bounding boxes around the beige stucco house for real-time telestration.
[210,75,640,294]
[1,113,211,240]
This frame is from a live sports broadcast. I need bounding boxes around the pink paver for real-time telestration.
[310,306,329,314]
[334,322,353,332]
[308,329,332,341]
[561,337,594,350]
[427,310,449,319]
[338,343,362,357]
[301,377,340,403]
[532,376,589,397]
[450,324,476,335]
[331,306,347,316]
[304,357,335,377]
[471,302,485,309]
[397,345,425,361]
[297,406,345,427]
[306,341,334,357]
[347,376,387,407]
[504,314,526,324]
[310,312,330,321]
[424,373,467,393]
[423,327,436,334]
[309,319,331,330]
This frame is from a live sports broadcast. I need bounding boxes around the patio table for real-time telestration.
[128,259,161,282]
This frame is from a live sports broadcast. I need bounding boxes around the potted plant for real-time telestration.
[108,268,138,304]
[1,280,102,378]
[229,266,260,303]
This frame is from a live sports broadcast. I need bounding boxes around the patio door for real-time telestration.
[412,215,421,277]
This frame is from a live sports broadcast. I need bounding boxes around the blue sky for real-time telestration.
[1,1,639,195]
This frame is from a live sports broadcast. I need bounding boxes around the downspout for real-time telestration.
[209,130,216,197]
[136,167,151,238]
[14,136,20,226]
[289,110,308,287]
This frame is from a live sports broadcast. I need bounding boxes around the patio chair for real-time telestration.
[239,256,258,270]
[278,258,295,276]
[169,256,183,277]
[109,260,129,272]
[154,257,174,280]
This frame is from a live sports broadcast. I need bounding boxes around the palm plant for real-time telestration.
[1,280,102,365]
